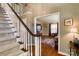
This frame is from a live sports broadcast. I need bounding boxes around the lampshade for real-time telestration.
[71,27,78,33]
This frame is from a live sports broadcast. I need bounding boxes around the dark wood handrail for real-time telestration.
[7,3,40,37]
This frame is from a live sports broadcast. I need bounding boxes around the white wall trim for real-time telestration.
[58,51,70,56]
[58,12,60,54]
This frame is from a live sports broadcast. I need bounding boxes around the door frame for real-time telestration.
[34,12,60,56]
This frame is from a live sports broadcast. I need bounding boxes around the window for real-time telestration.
[51,24,57,33]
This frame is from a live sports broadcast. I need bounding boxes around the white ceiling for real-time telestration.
[31,3,70,8]
[37,12,59,24]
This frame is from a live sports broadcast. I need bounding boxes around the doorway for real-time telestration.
[34,12,60,56]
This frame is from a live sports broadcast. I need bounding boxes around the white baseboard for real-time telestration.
[58,51,70,56]
[19,51,29,56]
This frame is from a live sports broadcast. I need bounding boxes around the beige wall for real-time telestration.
[28,4,79,55]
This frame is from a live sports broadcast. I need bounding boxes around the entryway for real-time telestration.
[34,12,61,56]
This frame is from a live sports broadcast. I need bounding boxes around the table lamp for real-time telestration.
[71,27,78,40]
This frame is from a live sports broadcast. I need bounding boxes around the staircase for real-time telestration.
[0,6,24,56]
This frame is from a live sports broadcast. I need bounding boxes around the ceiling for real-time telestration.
[37,12,59,24]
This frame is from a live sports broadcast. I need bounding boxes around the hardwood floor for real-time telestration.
[32,36,64,56]
[32,43,64,56]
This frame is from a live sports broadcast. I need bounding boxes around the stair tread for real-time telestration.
[0,33,14,38]
[0,39,16,47]
[0,37,16,42]
[0,29,12,31]
[0,15,7,17]
[0,20,8,22]
[0,28,12,30]
[0,31,16,34]
[0,24,10,26]
[0,13,7,15]
[0,19,10,21]
[0,45,20,56]
[0,26,12,28]
[0,21,11,24]
[19,52,29,56]
[0,29,12,32]
[0,26,14,27]
[0,9,5,11]
[0,12,6,14]
[0,16,9,18]
[0,9,4,10]
[0,9,5,12]
[0,42,19,52]
[0,11,6,13]
[0,22,12,23]
[0,20,9,22]
[0,22,12,24]
[7,49,24,56]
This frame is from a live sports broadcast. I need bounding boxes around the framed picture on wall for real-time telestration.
[64,18,73,26]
